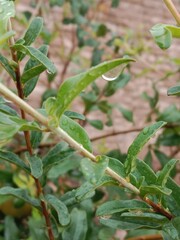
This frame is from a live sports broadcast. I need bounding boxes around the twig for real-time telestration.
[144,197,173,220]
[0,82,176,219]
[58,29,77,86]
[91,128,143,141]
[7,19,54,240]
[163,0,180,25]
[0,82,140,195]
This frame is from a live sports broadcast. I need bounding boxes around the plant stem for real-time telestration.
[0,82,139,194]
[163,0,180,25]
[7,19,54,240]
[0,83,174,219]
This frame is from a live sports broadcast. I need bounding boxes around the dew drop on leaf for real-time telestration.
[102,64,127,81]
[70,124,75,130]
[143,127,149,135]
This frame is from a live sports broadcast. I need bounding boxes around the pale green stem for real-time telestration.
[0,82,140,195]
[163,0,180,25]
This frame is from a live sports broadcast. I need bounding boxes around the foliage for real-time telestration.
[0,0,179,240]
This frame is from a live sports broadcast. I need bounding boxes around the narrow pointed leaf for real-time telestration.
[140,185,172,197]
[167,85,180,96]
[0,54,16,80]
[48,57,135,120]
[60,115,92,152]
[0,150,30,172]
[157,159,178,186]
[21,45,48,83]
[0,187,40,208]
[13,44,56,74]
[124,121,166,175]
[136,159,157,185]
[46,194,70,226]
[18,17,44,60]
[26,154,43,179]
[96,200,151,216]
[108,157,126,178]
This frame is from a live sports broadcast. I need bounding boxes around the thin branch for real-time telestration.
[144,197,173,220]
[91,128,143,141]
[0,82,139,195]
[7,19,54,240]
[163,0,180,25]
[58,29,77,86]
[0,83,175,219]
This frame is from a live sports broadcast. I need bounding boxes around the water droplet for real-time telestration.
[102,64,127,81]
[143,127,149,135]
[62,119,68,126]
[91,177,96,184]
[46,69,52,74]
[70,124,75,130]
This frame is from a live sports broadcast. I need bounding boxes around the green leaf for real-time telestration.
[13,44,56,74]
[0,150,30,172]
[0,54,16,80]
[140,185,172,197]
[0,187,40,208]
[124,121,166,175]
[21,45,49,83]
[48,154,81,178]
[108,157,126,178]
[42,142,74,172]
[87,119,103,130]
[30,131,42,149]
[62,208,87,240]
[46,194,70,226]
[23,45,49,96]
[162,217,180,240]
[96,24,108,37]
[166,25,180,38]
[47,57,135,121]
[21,65,46,83]
[0,30,15,46]
[91,48,104,66]
[99,212,168,230]
[103,73,131,97]
[157,159,178,186]
[80,156,109,184]
[157,105,180,123]
[154,149,170,167]
[144,150,152,167]
[26,154,43,179]
[64,110,85,120]
[96,199,151,216]
[75,176,116,201]
[150,24,172,49]
[22,17,43,45]
[98,228,116,240]
[167,85,180,96]
[4,216,19,240]
[111,0,121,8]
[18,17,43,60]
[60,115,92,152]
[118,105,133,122]
[50,0,65,7]
[28,217,48,240]
[166,177,180,207]
[136,159,157,185]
